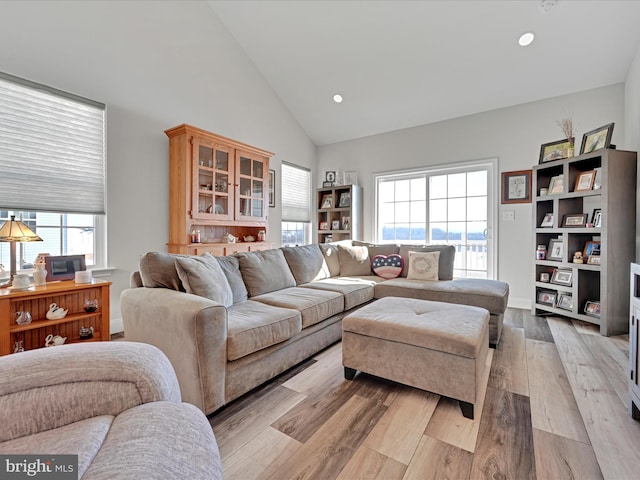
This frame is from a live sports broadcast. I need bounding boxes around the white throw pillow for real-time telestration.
[407,251,440,281]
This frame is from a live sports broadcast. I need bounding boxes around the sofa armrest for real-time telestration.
[0,341,180,442]
[120,287,228,414]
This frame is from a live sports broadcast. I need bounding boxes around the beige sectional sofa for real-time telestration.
[121,241,508,415]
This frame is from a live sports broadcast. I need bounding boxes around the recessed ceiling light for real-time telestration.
[518,32,535,47]
[333,94,343,103]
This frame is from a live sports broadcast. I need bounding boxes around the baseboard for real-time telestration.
[110,316,124,334]
[508,297,531,310]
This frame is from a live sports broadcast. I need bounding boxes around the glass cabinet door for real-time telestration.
[236,151,267,221]
[191,138,234,221]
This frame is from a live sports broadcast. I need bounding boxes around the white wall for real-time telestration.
[317,85,625,308]
[0,1,315,331]
[625,44,640,260]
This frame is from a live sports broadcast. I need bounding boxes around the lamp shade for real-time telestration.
[0,215,43,242]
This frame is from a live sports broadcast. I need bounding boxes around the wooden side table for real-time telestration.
[0,279,111,356]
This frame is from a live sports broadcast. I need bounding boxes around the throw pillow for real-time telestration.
[139,251,189,291]
[407,251,440,281]
[282,244,329,284]
[337,244,372,276]
[210,253,248,304]
[175,255,234,307]
[371,254,404,279]
[238,249,297,297]
[319,244,341,277]
[398,245,455,280]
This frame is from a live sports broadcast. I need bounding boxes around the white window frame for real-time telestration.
[373,158,498,279]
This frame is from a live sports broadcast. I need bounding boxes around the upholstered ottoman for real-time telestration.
[342,297,489,419]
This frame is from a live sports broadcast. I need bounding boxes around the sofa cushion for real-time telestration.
[252,287,344,328]
[399,245,455,280]
[226,300,302,360]
[371,254,404,279]
[281,245,329,284]
[353,241,400,259]
[319,244,341,277]
[139,252,187,291]
[175,255,233,308]
[214,254,248,304]
[301,277,375,310]
[238,249,296,297]
[374,277,509,314]
[337,244,371,276]
[407,251,440,281]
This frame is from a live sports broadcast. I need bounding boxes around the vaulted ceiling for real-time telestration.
[209,0,640,145]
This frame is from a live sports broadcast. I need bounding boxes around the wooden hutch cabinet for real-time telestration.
[165,124,274,255]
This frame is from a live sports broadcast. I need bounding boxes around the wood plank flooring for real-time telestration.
[209,309,640,479]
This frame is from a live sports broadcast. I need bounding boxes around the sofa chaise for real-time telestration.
[0,341,222,480]
[121,241,508,416]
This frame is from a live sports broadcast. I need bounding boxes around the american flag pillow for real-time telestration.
[371,254,404,279]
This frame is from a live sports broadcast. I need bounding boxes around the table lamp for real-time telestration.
[0,215,43,288]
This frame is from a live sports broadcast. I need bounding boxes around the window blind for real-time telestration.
[0,72,106,214]
[281,162,311,222]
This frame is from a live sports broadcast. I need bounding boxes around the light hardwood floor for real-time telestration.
[209,309,640,479]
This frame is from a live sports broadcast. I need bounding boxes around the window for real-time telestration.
[281,162,311,246]
[0,72,106,273]
[375,159,497,279]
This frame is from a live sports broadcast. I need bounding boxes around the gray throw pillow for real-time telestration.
[282,245,329,284]
[319,244,341,277]
[398,244,455,280]
[337,244,372,276]
[213,253,248,304]
[139,251,188,291]
[175,255,233,307]
[238,249,296,297]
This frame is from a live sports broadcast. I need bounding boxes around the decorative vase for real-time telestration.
[33,263,47,286]
[567,137,575,157]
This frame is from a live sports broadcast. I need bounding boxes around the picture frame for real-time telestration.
[587,255,601,265]
[539,138,574,164]
[268,169,275,208]
[591,208,602,228]
[548,238,563,261]
[557,293,574,311]
[584,300,601,317]
[339,192,351,207]
[562,213,588,228]
[574,170,596,192]
[501,170,532,204]
[319,221,329,230]
[320,194,333,209]
[537,290,557,306]
[343,170,358,186]
[44,254,87,282]
[324,170,337,186]
[540,213,554,228]
[583,241,601,258]
[331,220,340,230]
[548,175,564,194]
[342,216,350,230]
[580,123,614,154]
[324,235,333,243]
[551,269,573,287]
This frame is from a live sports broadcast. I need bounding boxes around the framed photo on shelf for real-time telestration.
[342,216,350,230]
[551,269,573,287]
[324,170,337,186]
[548,175,564,194]
[537,290,557,306]
[324,235,333,243]
[587,255,601,265]
[574,170,596,191]
[540,213,554,228]
[343,171,358,185]
[562,213,588,228]
[557,293,574,311]
[584,301,601,317]
[580,123,614,154]
[548,238,563,261]
[319,221,329,231]
[591,208,602,227]
[331,220,340,230]
[583,240,601,258]
[320,194,333,209]
[501,170,532,204]
[339,192,351,207]
[539,139,573,164]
